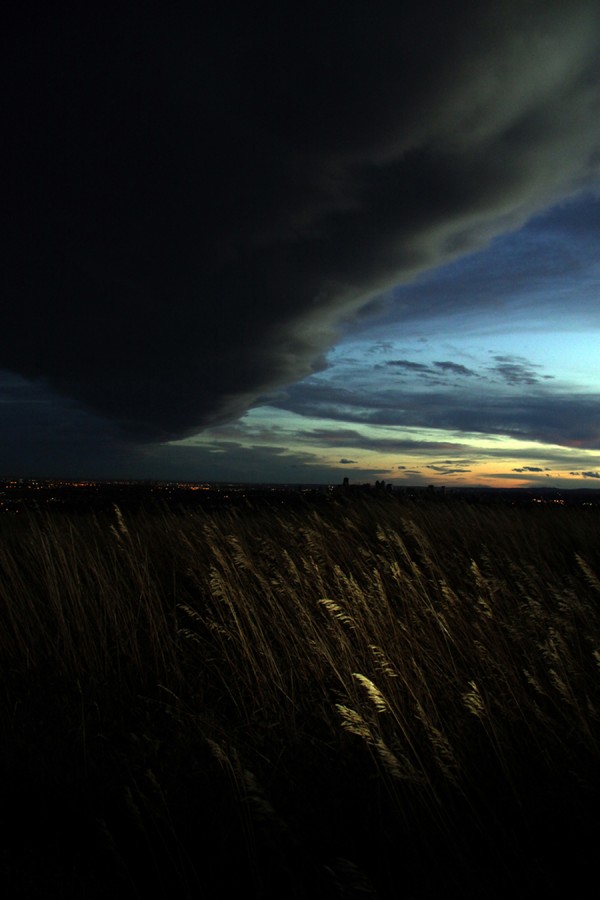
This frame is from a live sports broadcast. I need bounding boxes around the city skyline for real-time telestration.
[3,5,600,488]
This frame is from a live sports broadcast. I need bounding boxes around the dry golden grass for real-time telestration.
[0,494,598,897]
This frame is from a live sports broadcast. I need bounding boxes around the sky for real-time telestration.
[2,3,600,488]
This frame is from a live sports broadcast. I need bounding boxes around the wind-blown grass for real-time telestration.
[0,495,598,897]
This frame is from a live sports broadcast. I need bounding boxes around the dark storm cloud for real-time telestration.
[145,438,393,483]
[146,440,337,483]
[0,373,131,477]
[3,3,600,445]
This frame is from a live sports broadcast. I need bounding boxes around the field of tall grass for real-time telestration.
[0,493,598,898]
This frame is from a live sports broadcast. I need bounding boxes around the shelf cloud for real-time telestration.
[3,3,600,444]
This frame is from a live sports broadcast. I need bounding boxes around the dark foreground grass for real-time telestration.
[0,494,598,898]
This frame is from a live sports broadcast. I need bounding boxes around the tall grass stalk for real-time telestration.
[0,495,598,897]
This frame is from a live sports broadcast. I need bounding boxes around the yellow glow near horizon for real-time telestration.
[173,406,600,487]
